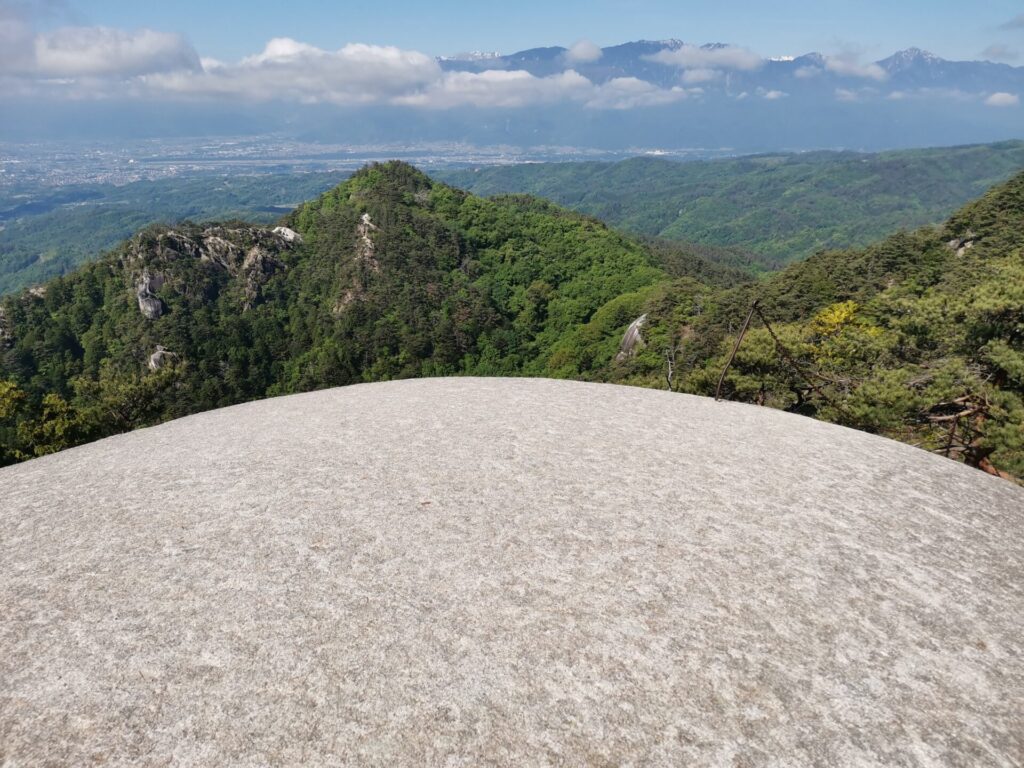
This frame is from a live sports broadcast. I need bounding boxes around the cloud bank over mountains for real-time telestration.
[1,5,1022,113]
[0,23,699,109]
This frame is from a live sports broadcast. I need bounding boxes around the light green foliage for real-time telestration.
[0,379,28,463]
[441,141,1024,270]
[15,393,85,458]
[0,379,25,422]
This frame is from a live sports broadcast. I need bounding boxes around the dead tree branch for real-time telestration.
[715,300,759,401]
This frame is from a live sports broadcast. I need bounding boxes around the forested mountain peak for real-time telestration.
[344,160,437,196]
[1,165,1022,480]
[291,161,441,226]
[0,165,671,463]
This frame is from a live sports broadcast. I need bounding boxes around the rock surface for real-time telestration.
[616,313,648,361]
[147,345,176,371]
[273,226,303,244]
[125,226,292,316]
[356,212,381,272]
[135,268,165,320]
[1,378,1022,766]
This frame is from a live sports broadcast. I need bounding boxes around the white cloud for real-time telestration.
[149,40,440,105]
[824,52,887,81]
[885,88,984,103]
[242,37,320,65]
[680,68,721,84]
[835,86,882,103]
[0,3,200,81]
[393,68,591,109]
[393,69,688,111]
[5,24,905,113]
[794,66,822,79]
[647,44,762,72]
[0,30,683,111]
[199,56,226,72]
[585,77,689,109]
[985,91,1020,107]
[565,39,602,64]
[34,26,200,77]
[0,1,45,73]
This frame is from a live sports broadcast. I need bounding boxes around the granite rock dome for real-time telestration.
[2,378,1022,766]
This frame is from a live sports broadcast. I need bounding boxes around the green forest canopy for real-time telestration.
[440,140,1024,269]
[2,161,1022,481]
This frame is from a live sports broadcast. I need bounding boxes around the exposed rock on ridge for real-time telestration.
[125,225,296,316]
[135,269,165,320]
[616,314,648,361]
[147,345,177,371]
[0,306,10,348]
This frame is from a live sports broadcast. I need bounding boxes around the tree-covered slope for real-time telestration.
[585,172,1024,479]
[440,141,1024,269]
[0,162,690,462]
[2,162,1022,480]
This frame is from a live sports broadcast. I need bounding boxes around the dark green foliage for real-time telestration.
[637,238,756,288]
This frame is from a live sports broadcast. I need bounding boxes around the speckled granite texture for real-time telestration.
[1,378,1022,767]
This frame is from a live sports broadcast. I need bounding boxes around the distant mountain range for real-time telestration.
[439,41,1024,93]
[2,40,1022,150]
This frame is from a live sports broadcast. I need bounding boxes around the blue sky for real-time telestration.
[35,0,1024,63]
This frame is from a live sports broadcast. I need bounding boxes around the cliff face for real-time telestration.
[122,225,297,317]
[2,378,1022,765]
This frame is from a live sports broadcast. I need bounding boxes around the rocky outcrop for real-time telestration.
[615,314,648,361]
[147,345,177,371]
[2,378,1022,766]
[239,245,286,310]
[947,230,977,257]
[125,225,296,314]
[356,213,381,272]
[136,269,165,320]
[333,214,382,315]
[273,226,303,244]
[0,305,10,349]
